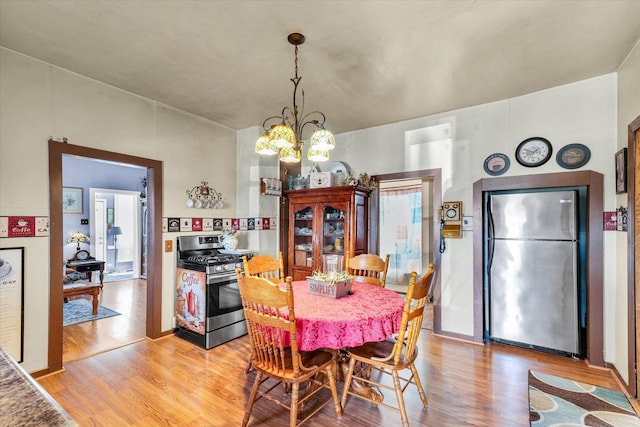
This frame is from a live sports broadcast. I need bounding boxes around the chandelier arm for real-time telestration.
[281,106,297,129]
[262,115,287,132]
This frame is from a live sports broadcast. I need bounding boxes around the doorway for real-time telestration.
[91,188,142,280]
[472,171,604,366]
[48,140,163,375]
[372,169,442,332]
[378,179,434,293]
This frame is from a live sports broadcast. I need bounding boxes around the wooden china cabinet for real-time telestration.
[286,186,370,281]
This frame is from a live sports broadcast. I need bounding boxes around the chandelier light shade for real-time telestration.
[255,132,277,155]
[68,231,90,251]
[269,123,296,149]
[278,146,301,163]
[310,127,336,151]
[255,32,335,163]
[307,146,330,162]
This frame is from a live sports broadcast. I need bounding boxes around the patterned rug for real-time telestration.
[103,271,134,282]
[63,299,121,326]
[529,370,640,426]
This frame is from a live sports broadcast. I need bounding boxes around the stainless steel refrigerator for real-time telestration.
[486,189,582,355]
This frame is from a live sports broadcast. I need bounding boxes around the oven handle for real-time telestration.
[207,272,238,285]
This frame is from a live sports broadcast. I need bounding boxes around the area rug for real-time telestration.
[103,271,134,282]
[529,370,640,426]
[63,299,121,326]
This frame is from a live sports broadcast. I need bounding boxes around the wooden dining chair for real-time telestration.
[237,274,343,427]
[239,253,285,374]
[346,252,391,287]
[340,264,435,427]
[242,252,284,284]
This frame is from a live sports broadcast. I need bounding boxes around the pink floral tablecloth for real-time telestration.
[289,281,404,351]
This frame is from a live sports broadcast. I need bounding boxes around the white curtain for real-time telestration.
[379,182,422,286]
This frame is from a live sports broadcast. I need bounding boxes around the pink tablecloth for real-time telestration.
[289,280,404,351]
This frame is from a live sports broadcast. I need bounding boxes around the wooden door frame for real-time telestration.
[628,115,640,396]
[45,140,163,375]
[473,171,604,366]
[371,169,443,334]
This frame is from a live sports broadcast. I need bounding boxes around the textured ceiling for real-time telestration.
[1,1,639,136]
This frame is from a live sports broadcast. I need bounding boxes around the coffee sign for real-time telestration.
[8,217,35,238]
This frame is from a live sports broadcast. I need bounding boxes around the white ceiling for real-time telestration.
[1,1,639,136]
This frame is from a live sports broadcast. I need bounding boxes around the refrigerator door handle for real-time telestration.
[487,197,495,269]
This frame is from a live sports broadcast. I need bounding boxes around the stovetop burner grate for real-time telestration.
[185,254,241,265]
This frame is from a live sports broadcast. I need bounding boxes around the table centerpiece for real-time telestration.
[307,270,353,299]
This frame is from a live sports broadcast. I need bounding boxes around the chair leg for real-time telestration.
[326,363,343,418]
[409,363,428,407]
[391,370,410,427]
[290,382,300,427]
[242,372,262,427]
[244,359,252,374]
[340,357,358,409]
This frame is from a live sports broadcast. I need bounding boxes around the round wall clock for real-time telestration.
[483,153,510,176]
[556,143,591,169]
[515,137,552,167]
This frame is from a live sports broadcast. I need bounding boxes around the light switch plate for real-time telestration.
[165,240,173,252]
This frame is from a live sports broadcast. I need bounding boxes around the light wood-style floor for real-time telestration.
[41,315,629,426]
[63,278,147,363]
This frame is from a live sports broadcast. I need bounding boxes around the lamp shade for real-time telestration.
[110,226,123,236]
[68,231,90,250]
[310,128,335,151]
[269,124,295,149]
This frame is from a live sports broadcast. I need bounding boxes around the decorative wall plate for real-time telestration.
[515,137,552,167]
[324,161,351,185]
[324,161,351,176]
[483,153,510,176]
[556,143,591,169]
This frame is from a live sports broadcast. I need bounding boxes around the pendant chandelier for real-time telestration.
[255,32,335,163]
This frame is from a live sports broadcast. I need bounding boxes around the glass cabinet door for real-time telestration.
[293,206,314,269]
[322,204,346,269]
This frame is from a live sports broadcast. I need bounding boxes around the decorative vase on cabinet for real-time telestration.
[285,186,370,281]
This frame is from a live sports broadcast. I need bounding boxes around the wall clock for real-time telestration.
[483,153,510,176]
[556,143,591,169]
[515,137,552,167]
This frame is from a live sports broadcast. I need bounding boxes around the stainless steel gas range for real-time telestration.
[175,234,251,349]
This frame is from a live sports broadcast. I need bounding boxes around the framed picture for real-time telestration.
[107,208,114,225]
[0,247,25,362]
[615,148,627,194]
[62,187,83,214]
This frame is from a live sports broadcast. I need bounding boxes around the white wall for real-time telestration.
[0,47,237,372]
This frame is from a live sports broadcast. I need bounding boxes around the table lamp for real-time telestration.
[68,231,90,251]
[110,226,123,270]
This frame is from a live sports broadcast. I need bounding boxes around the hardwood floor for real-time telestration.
[63,278,147,363]
[40,325,629,426]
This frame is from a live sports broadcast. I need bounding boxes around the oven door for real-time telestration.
[206,272,244,328]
